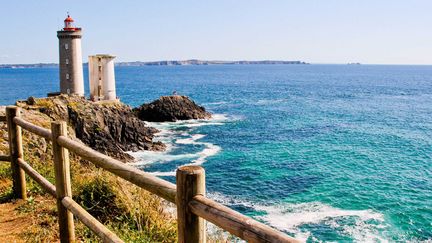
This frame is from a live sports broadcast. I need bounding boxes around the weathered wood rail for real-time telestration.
[0,106,299,243]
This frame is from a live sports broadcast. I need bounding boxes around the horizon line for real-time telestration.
[0,59,431,66]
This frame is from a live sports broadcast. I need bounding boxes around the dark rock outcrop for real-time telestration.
[67,101,165,161]
[19,95,165,162]
[134,95,211,122]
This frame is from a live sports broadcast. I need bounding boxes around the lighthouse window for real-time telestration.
[65,43,69,50]
[66,73,69,79]
[65,59,69,64]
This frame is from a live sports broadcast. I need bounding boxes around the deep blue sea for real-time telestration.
[1,65,432,242]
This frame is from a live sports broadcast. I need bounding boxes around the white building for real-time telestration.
[88,55,117,101]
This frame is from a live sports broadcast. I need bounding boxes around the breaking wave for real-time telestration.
[145,113,230,130]
[208,192,388,242]
[129,114,233,175]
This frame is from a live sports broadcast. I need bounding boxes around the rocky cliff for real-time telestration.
[19,95,164,161]
[133,95,211,122]
[16,94,210,161]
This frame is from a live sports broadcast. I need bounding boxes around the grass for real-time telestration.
[0,100,178,242]
[72,168,177,242]
[34,99,54,109]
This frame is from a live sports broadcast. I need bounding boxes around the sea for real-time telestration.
[1,64,431,242]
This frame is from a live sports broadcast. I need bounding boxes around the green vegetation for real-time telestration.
[34,99,55,109]
[0,102,177,242]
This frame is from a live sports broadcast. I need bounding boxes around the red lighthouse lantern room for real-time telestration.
[63,14,77,31]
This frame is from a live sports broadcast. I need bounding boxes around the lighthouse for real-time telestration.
[57,14,84,96]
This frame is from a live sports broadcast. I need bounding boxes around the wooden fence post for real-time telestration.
[51,121,75,242]
[176,165,206,243]
[6,106,27,199]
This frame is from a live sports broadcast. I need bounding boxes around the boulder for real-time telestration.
[134,95,211,122]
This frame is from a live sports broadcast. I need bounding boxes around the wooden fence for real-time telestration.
[0,106,299,243]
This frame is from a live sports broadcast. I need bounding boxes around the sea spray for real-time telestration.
[129,114,232,175]
[207,192,389,242]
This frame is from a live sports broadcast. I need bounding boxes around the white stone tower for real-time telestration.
[88,55,117,101]
[57,14,84,96]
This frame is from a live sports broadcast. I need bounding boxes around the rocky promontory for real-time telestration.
[18,95,165,161]
[16,94,211,161]
[134,95,211,122]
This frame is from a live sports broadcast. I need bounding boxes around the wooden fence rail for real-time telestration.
[190,195,292,242]
[0,155,10,162]
[57,135,177,203]
[1,106,299,243]
[17,158,56,196]
[13,116,52,140]
[61,196,124,243]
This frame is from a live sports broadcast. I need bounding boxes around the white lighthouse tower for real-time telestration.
[57,14,84,96]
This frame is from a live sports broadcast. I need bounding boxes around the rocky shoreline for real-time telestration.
[16,94,211,162]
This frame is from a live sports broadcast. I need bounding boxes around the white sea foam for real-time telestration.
[255,202,383,230]
[130,114,230,174]
[176,134,206,144]
[211,113,231,121]
[187,142,221,165]
[175,134,222,165]
[207,192,388,242]
[131,150,198,166]
[184,122,225,128]
[146,113,232,130]
[147,171,176,176]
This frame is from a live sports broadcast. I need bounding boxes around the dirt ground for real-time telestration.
[0,199,29,243]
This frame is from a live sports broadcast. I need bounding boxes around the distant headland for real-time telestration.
[0,60,308,69]
[116,59,309,66]
[0,63,58,69]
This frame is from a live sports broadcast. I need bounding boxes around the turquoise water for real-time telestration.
[1,65,431,241]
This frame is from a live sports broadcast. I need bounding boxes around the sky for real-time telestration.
[0,0,431,65]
